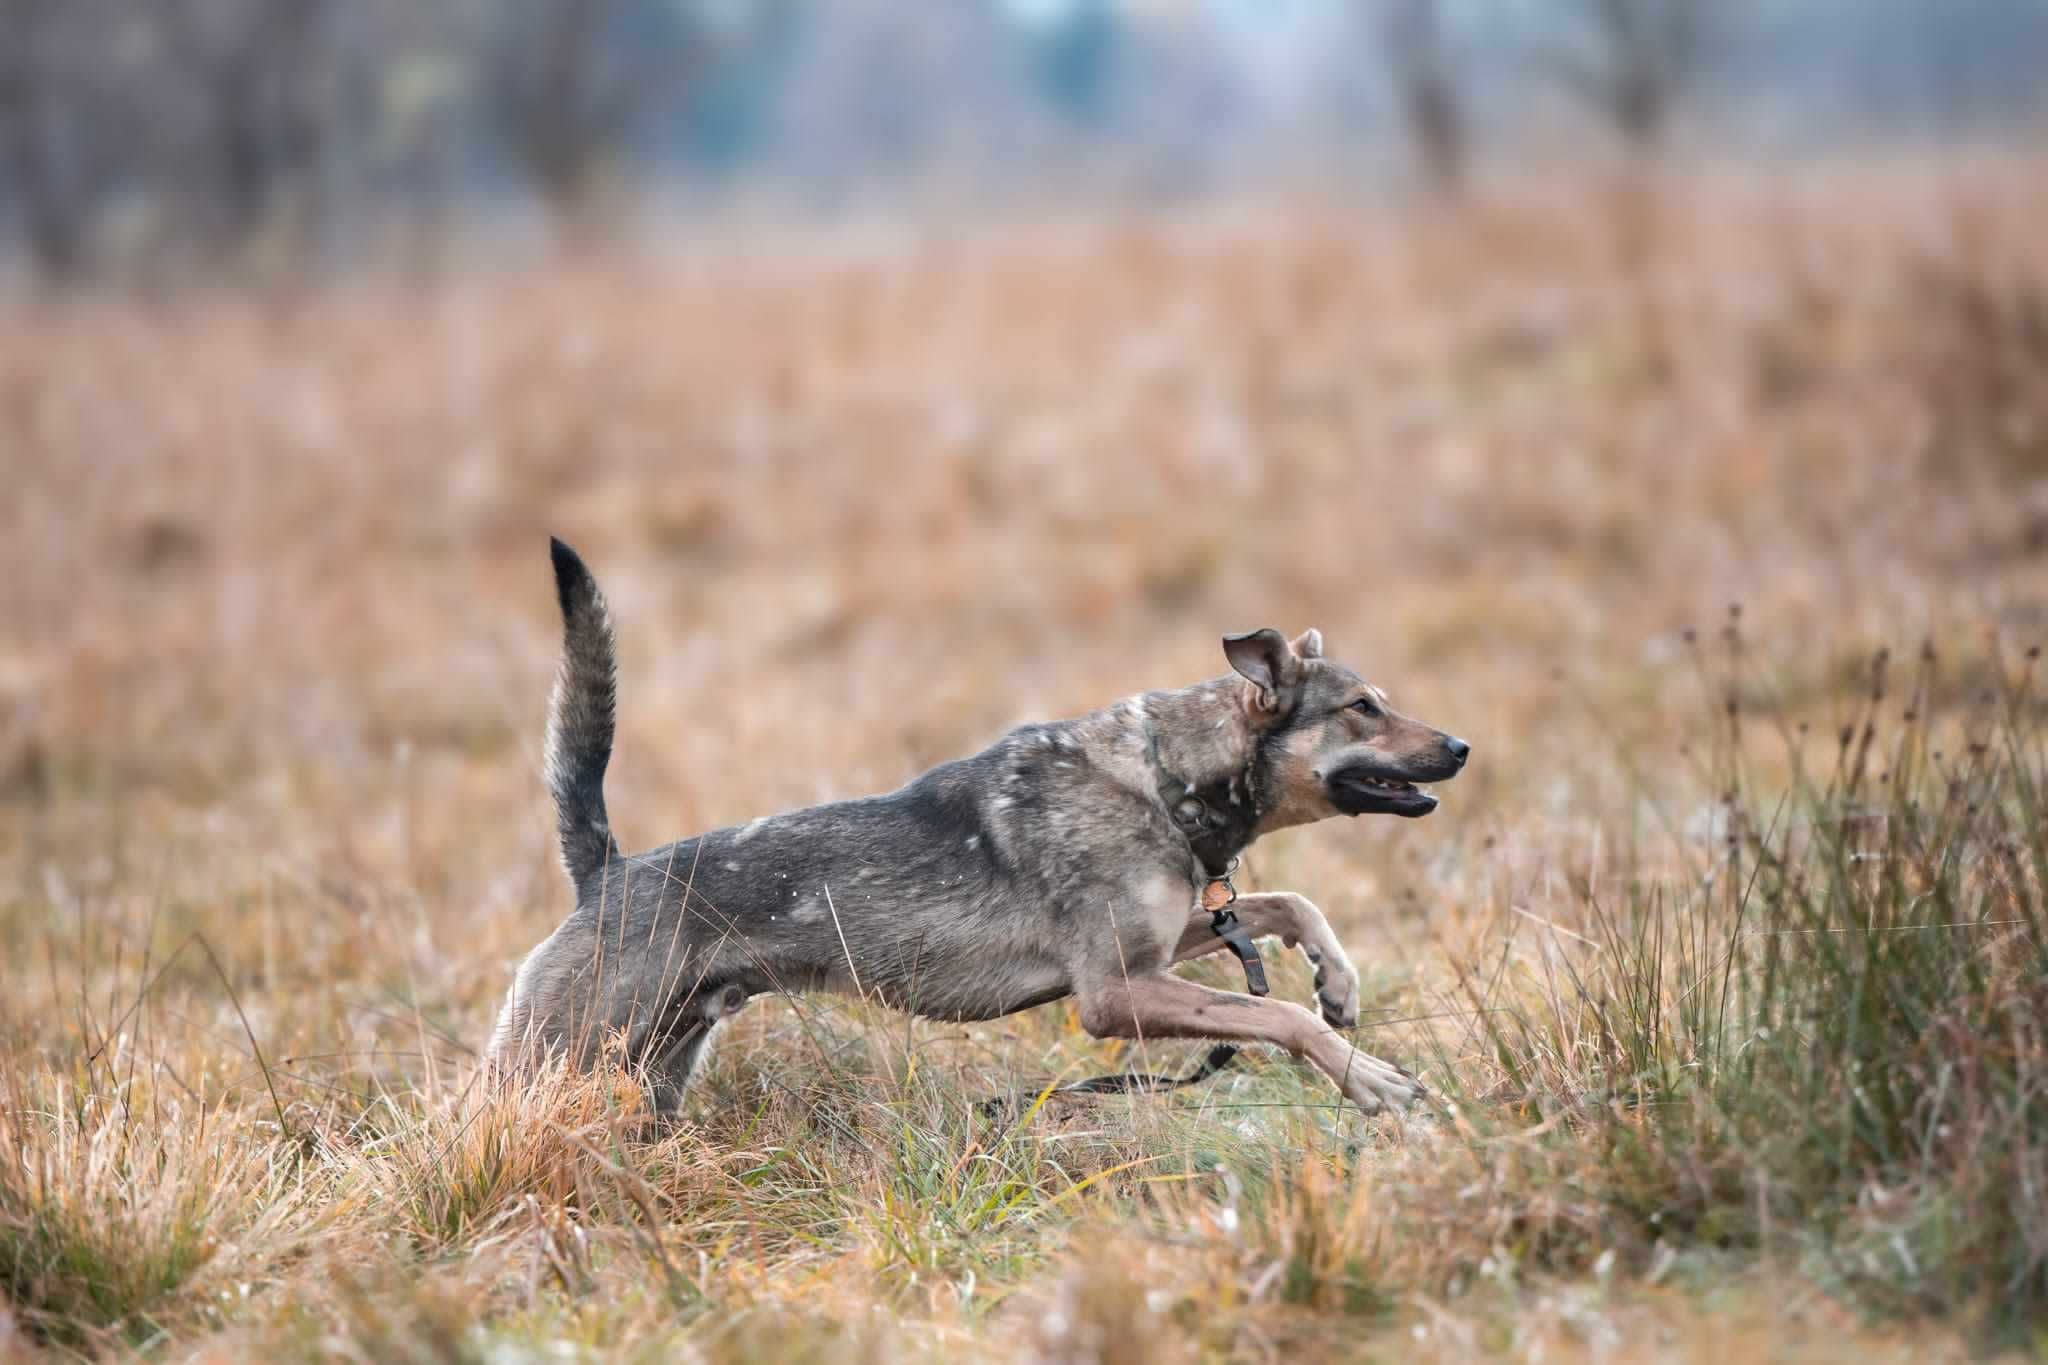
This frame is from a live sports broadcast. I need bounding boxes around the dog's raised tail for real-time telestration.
[544,537,618,900]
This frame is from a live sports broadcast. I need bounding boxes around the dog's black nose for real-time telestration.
[1445,736,1471,764]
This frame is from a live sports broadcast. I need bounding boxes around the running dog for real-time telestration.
[490,539,1469,1115]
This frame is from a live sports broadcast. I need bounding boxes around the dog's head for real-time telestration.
[1224,628,1469,826]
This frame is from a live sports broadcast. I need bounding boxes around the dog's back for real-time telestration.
[490,542,1183,1096]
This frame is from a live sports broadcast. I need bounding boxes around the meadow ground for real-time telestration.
[4,157,2047,1361]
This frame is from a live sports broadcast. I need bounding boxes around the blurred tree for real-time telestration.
[0,0,103,278]
[492,0,787,241]
[1384,0,1466,196]
[493,0,670,235]
[161,0,339,264]
[1543,0,1717,154]
[363,5,479,279]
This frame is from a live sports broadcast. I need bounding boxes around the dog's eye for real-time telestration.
[1348,697,1381,718]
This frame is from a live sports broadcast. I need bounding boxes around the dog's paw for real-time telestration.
[1334,1050,1425,1115]
[1311,955,1361,1030]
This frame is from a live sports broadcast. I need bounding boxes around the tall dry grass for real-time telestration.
[3,158,2046,1358]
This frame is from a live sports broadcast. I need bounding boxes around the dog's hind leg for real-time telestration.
[1076,974,1422,1114]
[641,1026,715,1117]
[1170,892,1361,1030]
[635,981,751,1119]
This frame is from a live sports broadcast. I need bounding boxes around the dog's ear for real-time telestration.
[1223,628,1302,713]
[1292,628,1323,659]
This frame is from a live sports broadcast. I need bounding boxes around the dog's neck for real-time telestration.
[1132,676,1272,880]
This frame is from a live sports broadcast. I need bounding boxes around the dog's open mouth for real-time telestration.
[1327,770,1441,819]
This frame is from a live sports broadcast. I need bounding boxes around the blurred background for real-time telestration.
[6,0,2048,867]
[4,0,2046,837]
[2,0,2045,282]
[3,9,2048,1351]
[5,0,2048,1073]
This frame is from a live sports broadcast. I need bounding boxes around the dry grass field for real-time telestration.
[4,158,2048,1360]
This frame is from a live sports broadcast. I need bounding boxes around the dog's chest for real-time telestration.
[1116,870,1202,968]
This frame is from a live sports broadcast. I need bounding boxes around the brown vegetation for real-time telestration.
[3,157,2046,1358]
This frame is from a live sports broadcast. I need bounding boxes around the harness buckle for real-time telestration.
[1207,858,1268,998]
[1198,854,1240,914]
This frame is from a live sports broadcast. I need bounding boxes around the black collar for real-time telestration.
[1144,719,1267,881]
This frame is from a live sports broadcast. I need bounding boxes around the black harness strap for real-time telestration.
[1047,1040,1246,1098]
[1212,905,1269,998]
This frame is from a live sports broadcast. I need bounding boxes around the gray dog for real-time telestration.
[490,539,1469,1115]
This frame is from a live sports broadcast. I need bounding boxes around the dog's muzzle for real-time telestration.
[1328,770,1440,818]
[1327,737,1469,819]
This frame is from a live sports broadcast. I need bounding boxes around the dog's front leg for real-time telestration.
[1076,974,1423,1114]
[1170,892,1361,1029]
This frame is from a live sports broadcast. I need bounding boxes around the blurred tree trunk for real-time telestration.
[500,0,614,223]
[0,0,92,279]
[1385,0,1466,198]
[218,0,331,249]
[1545,0,1712,156]
[163,0,337,268]
[493,0,711,248]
